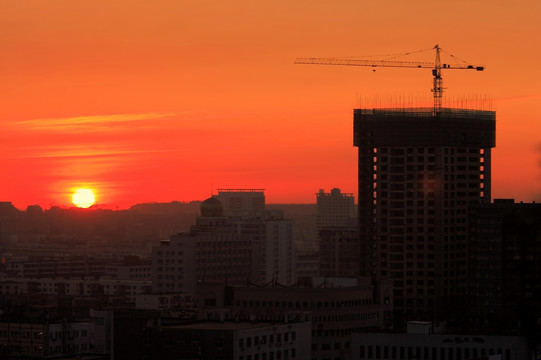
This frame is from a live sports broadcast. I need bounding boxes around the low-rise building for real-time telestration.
[0,277,151,304]
[140,321,311,360]
[351,328,528,360]
[197,276,393,360]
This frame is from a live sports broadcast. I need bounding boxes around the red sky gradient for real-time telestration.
[1,1,540,209]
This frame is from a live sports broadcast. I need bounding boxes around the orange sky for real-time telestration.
[1,0,540,209]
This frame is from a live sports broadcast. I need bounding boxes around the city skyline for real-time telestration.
[1,1,540,210]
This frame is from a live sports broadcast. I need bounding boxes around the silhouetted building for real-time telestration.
[153,194,296,293]
[232,209,295,286]
[0,277,151,304]
[316,189,358,277]
[217,190,296,286]
[316,188,355,229]
[354,107,496,326]
[468,199,541,338]
[3,256,108,279]
[152,198,250,294]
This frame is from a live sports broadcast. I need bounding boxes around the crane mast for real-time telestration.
[295,45,484,112]
[432,45,443,110]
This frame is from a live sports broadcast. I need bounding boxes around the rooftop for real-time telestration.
[165,321,304,331]
[358,107,495,120]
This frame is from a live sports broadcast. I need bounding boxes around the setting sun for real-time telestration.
[72,188,96,208]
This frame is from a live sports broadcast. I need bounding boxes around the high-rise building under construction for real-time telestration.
[354,107,496,327]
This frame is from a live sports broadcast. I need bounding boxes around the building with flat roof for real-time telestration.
[316,188,358,277]
[351,331,528,360]
[138,321,311,360]
[316,188,355,229]
[354,107,496,327]
[197,276,393,360]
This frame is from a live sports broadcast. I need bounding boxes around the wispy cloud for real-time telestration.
[11,113,175,133]
[19,144,165,159]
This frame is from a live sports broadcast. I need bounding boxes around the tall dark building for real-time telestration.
[354,107,496,326]
[468,199,541,337]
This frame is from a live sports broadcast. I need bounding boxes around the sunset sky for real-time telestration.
[1,0,540,209]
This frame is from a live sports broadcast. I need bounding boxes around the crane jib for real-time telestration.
[294,45,485,112]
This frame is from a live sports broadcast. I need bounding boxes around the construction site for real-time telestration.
[298,45,498,327]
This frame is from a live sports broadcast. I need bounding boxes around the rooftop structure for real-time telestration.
[215,188,265,217]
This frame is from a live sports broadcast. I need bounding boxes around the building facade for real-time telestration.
[152,198,252,294]
[468,199,541,334]
[316,188,355,229]
[136,321,311,360]
[354,107,496,326]
[351,331,528,360]
[197,277,393,360]
[232,210,295,286]
[0,321,91,358]
[319,225,360,277]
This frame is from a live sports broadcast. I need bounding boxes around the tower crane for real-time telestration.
[294,45,484,112]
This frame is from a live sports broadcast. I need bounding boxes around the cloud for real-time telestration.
[22,144,165,159]
[12,113,175,133]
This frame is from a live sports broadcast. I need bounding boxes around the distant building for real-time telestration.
[354,107,496,326]
[215,188,265,217]
[0,277,151,304]
[152,191,296,293]
[152,197,251,294]
[3,256,108,279]
[232,209,295,286]
[316,188,355,229]
[316,188,357,277]
[105,256,151,281]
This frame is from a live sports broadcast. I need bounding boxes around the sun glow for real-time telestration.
[72,188,96,208]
